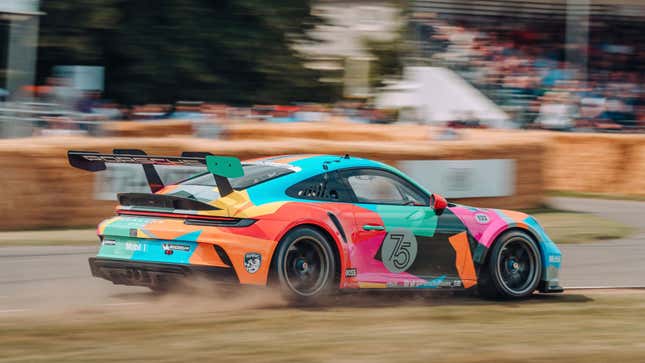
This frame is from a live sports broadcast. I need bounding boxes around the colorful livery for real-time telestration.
[69,150,563,300]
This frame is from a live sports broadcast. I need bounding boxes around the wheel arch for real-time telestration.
[478,226,542,272]
[269,222,344,287]
[476,226,544,298]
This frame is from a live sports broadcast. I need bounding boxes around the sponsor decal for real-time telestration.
[381,229,418,273]
[474,213,490,224]
[83,154,205,167]
[425,279,461,288]
[244,253,262,274]
[445,167,473,193]
[423,279,443,288]
[162,243,190,252]
[387,280,436,288]
[398,159,515,198]
[548,255,561,263]
[345,268,357,278]
[125,242,146,252]
[386,281,417,288]
[102,239,116,246]
[385,279,464,289]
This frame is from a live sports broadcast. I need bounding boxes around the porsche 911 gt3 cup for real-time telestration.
[69,150,563,300]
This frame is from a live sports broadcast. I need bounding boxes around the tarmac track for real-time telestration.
[1,197,644,314]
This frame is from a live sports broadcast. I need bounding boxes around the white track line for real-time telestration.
[2,259,51,264]
[565,286,645,290]
[101,302,145,307]
[0,309,30,314]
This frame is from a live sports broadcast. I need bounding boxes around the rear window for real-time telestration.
[180,164,293,190]
[285,172,354,202]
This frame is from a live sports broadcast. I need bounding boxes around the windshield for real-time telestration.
[180,163,293,190]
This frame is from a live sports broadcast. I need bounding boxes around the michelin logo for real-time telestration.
[162,243,190,252]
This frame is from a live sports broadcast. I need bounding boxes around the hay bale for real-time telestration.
[0,135,547,230]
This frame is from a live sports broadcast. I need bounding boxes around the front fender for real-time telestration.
[449,206,561,286]
[482,210,562,285]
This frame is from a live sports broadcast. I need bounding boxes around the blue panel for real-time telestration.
[417,275,447,288]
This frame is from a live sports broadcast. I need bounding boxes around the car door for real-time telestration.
[339,168,467,288]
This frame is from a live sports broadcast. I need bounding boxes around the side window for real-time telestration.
[286,172,352,202]
[341,169,428,206]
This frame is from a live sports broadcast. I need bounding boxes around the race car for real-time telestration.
[69,150,563,301]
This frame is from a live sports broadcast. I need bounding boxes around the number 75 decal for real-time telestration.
[381,229,418,273]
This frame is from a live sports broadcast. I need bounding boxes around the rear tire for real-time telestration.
[478,230,542,299]
[273,227,337,304]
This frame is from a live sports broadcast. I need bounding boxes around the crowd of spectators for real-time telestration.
[0,87,398,137]
[3,13,644,134]
[416,16,645,131]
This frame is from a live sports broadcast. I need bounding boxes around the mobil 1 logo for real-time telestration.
[381,228,418,273]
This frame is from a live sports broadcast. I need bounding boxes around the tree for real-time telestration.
[364,37,406,89]
[363,1,407,89]
[37,0,340,105]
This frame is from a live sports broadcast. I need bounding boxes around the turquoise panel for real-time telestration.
[359,203,438,237]
[98,229,203,265]
[98,236,198,265]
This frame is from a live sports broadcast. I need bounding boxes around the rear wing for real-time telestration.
[68,149,243,196]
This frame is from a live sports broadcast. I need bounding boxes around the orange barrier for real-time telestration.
[544,133,645,195]
[102,119,195,137]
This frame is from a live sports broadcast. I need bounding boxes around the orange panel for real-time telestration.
[358,282,388,289]
[217,234,278,285]
[156,185,178,195]
[500,210,529,224]
[448,232,478,288]
[189,242,229,267]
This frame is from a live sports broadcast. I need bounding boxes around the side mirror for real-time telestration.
[431,193,447,214]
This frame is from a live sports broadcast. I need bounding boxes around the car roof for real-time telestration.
[246,154,389,175]
[244,154,409,192]
[240,154,431,205]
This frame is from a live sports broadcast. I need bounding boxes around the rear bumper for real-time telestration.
[89,257,238,288]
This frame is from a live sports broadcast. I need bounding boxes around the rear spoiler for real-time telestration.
[68,149,243,196]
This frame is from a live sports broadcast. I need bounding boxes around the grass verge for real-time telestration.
[548,190,645,202]
[532,211,634,243]
[1,291,644,363]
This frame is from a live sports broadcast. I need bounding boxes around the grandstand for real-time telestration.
[410,0,645,129]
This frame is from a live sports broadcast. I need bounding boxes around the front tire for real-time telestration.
[479,230,542,299]
[273,227,337,303]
